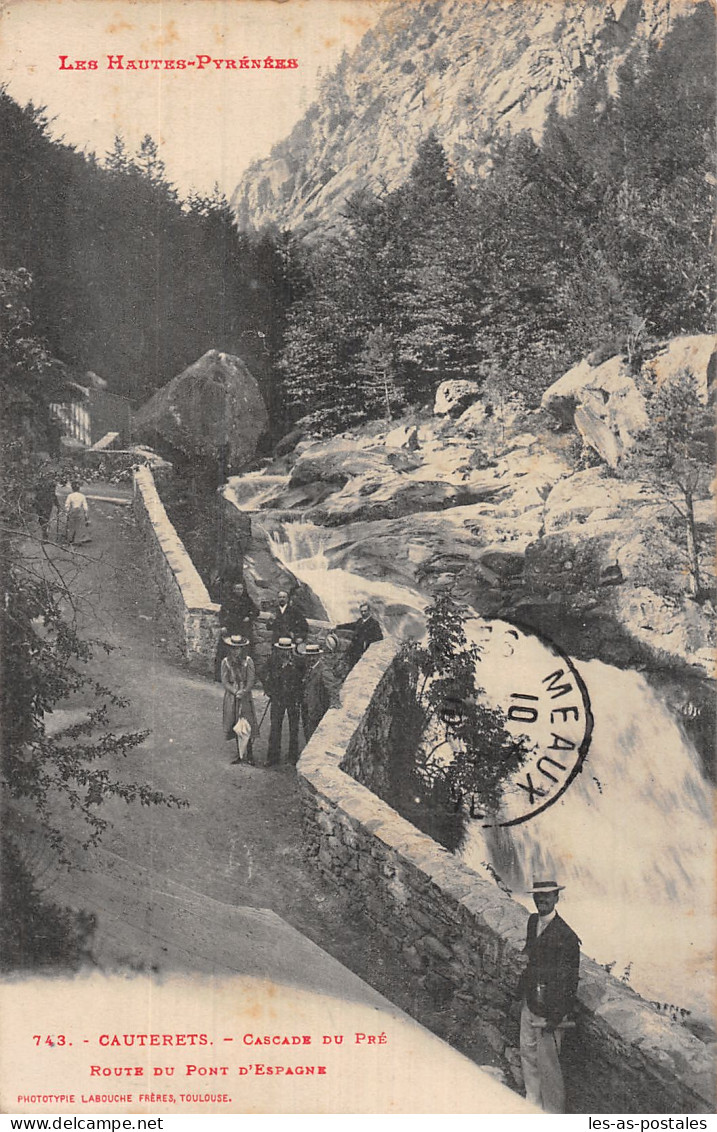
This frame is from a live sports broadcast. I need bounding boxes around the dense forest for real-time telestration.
[0,3,714,445]
[282,3,715,433]
[0,96,300,430]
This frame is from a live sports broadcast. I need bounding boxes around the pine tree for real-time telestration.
[104,134,131,175]
[622,368,715,598]
[390,134,482,401]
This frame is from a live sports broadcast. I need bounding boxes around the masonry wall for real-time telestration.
[298,642,715,1114]
[134,467,337,677]
[133,466,220,673]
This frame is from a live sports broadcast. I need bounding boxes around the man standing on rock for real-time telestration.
[335,601,383,674]
[265,637,302,766]
[269,588,308,644]
[517,879,580,1114]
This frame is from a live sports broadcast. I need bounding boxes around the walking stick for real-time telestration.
[256,697,271,735]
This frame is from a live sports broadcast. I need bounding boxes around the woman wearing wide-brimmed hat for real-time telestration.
[221,635,258,765]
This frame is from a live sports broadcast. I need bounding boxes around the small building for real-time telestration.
[49,373,131,448]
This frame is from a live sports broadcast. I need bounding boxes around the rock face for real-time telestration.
[644,333,716,399]
[231,0,678,237]
[225,335,715,691]
[541,334,716,466]
[134,350,268,468]
[384,423,421,449]
[434,380,483,417]
[541,353,648,467]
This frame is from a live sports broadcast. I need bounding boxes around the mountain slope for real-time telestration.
[231,0,685,237]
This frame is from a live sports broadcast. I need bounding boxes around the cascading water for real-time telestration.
[461,655,715,1022]
[249,499,714,1026]
[225,471,291,510]
[267,521,428,630]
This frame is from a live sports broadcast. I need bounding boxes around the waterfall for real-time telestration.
[461,657,715,1022]
[267,521,428,631]
[259,507,714,1023]
[224,471,290,510]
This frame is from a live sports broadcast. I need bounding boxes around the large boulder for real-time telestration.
[542,335,716,468]
[455,400,488,434]
[541,353,648,467]
[134,350,268,468]
[288,439,420,490]
[643,333,716,399]
[434,380,482,417]
[384,423,421,450]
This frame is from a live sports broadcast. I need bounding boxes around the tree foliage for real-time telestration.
[386,596,530,849]
[0,835,96,971]
[281,5,715,433]
[0,93,300,434]
[0,271,186,869]
[0,266,57,444]
[622,368,715,598]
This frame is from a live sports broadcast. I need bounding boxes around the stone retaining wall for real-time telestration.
[133,467,338,677]
[133,466,220,673]
[298,643,715,1113]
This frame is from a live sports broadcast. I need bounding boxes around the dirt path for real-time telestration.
[24,484,497,1069]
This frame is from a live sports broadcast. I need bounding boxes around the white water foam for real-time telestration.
[263,511,715,1022]
[267,521,428,630]
[462,656,715,1021]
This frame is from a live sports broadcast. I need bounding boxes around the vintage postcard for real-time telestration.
[0,0,714,1117]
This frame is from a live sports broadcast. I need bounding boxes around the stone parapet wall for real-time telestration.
[298,643,715,1113]
[134,469,341,679]
[133,466,220,673]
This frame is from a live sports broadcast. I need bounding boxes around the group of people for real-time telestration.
[218,588,581,1111]
[218,580,384,769]
[217,581,583,1111]
[33,472,91,546]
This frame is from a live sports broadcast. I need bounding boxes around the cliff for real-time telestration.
[231,0,684,237]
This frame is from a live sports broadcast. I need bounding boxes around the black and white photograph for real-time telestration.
[0,0,714,1117]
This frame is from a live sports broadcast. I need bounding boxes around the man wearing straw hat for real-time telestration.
[265,637,302,766]
[297,641,329,740]
[517,879,580,1113]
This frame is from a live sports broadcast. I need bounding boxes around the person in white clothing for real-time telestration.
[64,481,90,546]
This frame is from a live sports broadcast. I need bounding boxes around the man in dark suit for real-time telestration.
[517,880,580,1114]
[335,602,383,674]
[265,638,302,765]
[296,642,329,741]
[269,588,308,644]
[215,576,260,680]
